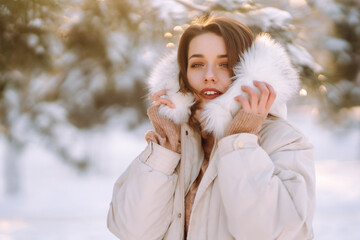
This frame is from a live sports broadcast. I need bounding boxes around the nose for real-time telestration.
[204,65,217,83]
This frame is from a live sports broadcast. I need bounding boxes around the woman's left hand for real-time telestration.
[225,81,276,136]
[234,80,276,116]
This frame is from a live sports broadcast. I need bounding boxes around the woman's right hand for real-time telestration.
[150,89,175,108]
[146,90,181,153]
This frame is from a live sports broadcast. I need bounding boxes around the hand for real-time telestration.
[234,80,276,116]
[146,90,181,153]
[225,81,276,136]
[150,90,175,108]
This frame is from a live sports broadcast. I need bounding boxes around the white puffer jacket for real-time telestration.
[107,34,316,240]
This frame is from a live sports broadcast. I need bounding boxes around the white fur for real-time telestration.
[201,33,299,138]
[147,34,299,138]
[148,51,195,124]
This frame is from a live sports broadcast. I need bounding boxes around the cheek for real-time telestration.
[187,70,203,88]
[218,72,232,88]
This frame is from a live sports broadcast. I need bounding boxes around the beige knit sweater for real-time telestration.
[145,105,266,237]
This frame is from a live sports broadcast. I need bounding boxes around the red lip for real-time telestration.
[200,88,223,100]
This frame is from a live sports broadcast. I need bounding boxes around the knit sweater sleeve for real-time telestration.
[145,105,181,154]
[225,109,267,136]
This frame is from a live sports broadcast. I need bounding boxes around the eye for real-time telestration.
[190,63,204,68]
[219,62,229,68]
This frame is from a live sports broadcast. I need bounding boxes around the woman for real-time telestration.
[107,17,315,240]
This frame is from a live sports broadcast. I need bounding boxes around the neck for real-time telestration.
[193,108,202,124]
[201,129,214,160]
[190,101,214,141]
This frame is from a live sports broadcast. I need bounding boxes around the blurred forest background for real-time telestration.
[0,0,359,239]
[0,0,359,203]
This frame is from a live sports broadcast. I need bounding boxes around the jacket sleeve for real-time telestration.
[107,141,180,240]
[216,120,315,240]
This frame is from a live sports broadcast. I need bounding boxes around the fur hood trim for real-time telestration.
[148,33,299,139]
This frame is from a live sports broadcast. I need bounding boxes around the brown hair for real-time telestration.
[177,17,255,94]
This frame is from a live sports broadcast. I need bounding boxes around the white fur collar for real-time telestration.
[148,33,299,139]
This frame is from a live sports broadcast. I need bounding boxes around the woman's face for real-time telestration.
[187,32,232,108]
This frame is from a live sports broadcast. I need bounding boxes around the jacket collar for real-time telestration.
[148,33,299,139]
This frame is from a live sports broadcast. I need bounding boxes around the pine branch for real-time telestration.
[174,0,210,13]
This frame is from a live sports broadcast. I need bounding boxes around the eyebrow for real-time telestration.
[188,54,228,60]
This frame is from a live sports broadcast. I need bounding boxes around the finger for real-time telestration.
[234,95,251,112]
[264,83,276,111]
[241,86,258,111]
[253,81,269,112]
[150,89,167,102]
[154,98,175,108]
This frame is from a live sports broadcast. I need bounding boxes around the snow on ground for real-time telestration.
[0,104,359,240]
[288,105,360,240]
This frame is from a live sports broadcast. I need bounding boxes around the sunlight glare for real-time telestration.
[299,88,308,96]
[289,0,307,7]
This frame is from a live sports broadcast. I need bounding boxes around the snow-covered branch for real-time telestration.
[174,0,210,12]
